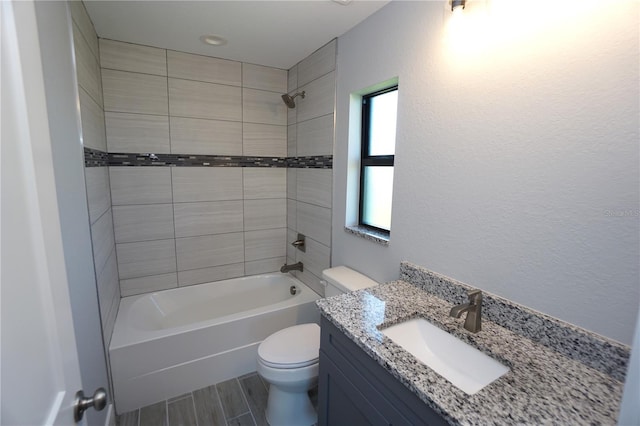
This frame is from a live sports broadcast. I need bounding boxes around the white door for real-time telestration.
[1,1,86,423]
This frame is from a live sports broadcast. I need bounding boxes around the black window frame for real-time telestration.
[359,85,398,235]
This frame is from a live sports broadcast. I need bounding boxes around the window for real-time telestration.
[359,86,398,235]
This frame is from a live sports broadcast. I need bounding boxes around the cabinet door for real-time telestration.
[318,351,389,426]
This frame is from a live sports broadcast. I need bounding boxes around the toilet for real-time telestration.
[257,266,378,426]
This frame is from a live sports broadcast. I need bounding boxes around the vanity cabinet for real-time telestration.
[318,317,448,426]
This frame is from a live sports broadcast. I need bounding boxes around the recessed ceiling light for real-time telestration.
[332,0,352,5]
[199,35,227,46]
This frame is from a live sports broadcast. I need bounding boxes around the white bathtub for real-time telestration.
[109,273,320,413]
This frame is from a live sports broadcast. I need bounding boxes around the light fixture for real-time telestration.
[199,34,227,46]
[451,0,466,11]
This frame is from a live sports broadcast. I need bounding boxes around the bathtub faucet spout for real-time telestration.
[280,262,303,273]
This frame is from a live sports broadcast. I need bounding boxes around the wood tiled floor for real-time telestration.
[116,372,319,426]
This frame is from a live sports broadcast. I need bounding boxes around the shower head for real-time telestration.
[281,91,305,108]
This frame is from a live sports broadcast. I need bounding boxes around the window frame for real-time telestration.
[358,85,398,235]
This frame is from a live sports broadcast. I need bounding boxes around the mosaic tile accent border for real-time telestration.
[286,155,333,169]
[399,261,630,381]
[84,148,332,169]
[84,147,109,167]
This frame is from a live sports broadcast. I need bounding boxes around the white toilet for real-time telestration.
[257,266,378,426]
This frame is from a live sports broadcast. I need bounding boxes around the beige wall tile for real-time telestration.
[287,65,298,93]
[96,250,119,325]
[295,237,330,280]
[112,204,175,243]
[293,268,325,297]
[170,117,242,155]
[296,201,331,247]
[287,169,297,200]
[287,200,297,230]
[296,114,334,157]
[167,51,241,86]
[110,167,173,205]
[242,64,287,93]
[244,228,286,261]
[172,168,242,202]
[116,239,177,279]
[242,123,286,157]
[296,168,332,208]
[296,71,335,123]
[244,199,286,231]
[120,273,178,297]
[100,39,167,76]
[177,263,245,287]
[176,233,244,271]
[243,168,286,200]
[85,167,112,224]
[91,210,116,276]
[73,23,102,106]
[69,1,99,60]
[287,124,297,157]
[105,112,170,153]
[169,78,242,121]
[79,88,106,151]
[173,201,244,238]
[286,228,298,261]
[102,69,168,115]
[245,257,285,275]
[297,39,336,87]
[243,88,287,125]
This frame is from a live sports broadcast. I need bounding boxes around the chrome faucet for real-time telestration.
[280,262,303,273]
[449,289,483,333]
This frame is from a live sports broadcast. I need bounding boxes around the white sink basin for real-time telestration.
[381,318,509,395]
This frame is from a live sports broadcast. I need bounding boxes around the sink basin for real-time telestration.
[381,318,509,395]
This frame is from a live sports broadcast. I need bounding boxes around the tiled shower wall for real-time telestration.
[286,40,336,296]
[70,1,121,349]
[101,40,291,295]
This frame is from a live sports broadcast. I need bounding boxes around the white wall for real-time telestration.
[333,1,639,344]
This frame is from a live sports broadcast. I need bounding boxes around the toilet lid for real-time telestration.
[258,323,320,369]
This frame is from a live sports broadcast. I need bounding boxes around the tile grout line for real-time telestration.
[190,391,199,426]
[236,378,258,426]
[214,384,229,426]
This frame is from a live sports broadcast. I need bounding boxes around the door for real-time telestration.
[2,1,90,423]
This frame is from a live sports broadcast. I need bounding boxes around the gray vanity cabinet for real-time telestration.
[318,317,449,426]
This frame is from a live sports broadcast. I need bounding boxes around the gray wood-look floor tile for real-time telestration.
[116,410,139,426]
[216,379,250,420]
[226,413,256,426]
[239,374,269,426]
[193,385,227,426]
[140,401,167,426]
[168,395,197,426]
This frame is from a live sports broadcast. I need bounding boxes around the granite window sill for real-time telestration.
[344,225,389,246]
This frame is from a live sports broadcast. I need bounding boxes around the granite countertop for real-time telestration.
[316,266,630,425]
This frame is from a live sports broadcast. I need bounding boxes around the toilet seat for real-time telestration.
[258,323,320,369]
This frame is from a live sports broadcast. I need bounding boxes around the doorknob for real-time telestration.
[74,387,107,422]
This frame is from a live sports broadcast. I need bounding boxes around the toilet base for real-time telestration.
[265,384,316,426]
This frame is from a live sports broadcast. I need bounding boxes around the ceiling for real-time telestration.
[84,1,390,70]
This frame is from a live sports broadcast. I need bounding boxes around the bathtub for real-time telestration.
[109,273,320,413]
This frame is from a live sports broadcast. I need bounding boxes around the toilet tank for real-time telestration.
[322,266,378,297]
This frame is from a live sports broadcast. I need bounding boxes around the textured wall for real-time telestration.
[333,1,639,344]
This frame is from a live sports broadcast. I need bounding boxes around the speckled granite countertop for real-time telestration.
[316,262,630,425]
